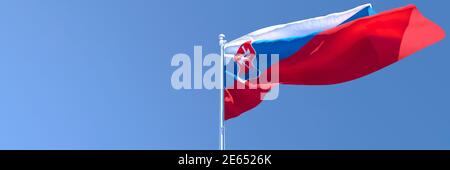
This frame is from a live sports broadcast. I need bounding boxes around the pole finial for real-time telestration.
[219,34,226,46]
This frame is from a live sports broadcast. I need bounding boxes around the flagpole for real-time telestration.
[219,34,226,150]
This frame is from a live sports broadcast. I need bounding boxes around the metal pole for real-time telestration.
[219,34,226,150]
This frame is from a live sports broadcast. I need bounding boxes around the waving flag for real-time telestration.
[223,4,445,120]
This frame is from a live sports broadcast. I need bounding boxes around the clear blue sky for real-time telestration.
[0,0,448,149]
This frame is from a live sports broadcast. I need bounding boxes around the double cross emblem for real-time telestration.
[233,41,257,78]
